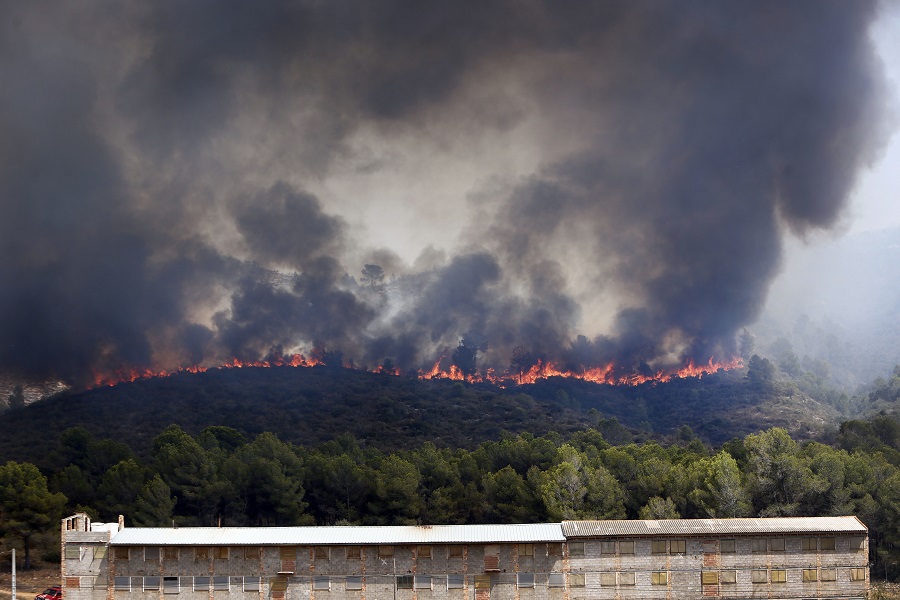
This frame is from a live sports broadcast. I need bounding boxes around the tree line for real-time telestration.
[4,416,900,579]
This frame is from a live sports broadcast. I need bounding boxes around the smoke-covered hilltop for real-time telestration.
[0,1,892,387]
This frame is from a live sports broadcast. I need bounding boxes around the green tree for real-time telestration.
[132,475,177,526]
[0,461,67,569]
[638,496,680,519]
[360,264,385,288]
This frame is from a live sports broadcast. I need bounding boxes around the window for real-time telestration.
[751,538,767,553]
[518,543,534,557]
[114,547,130,560]
[243,577,260,592]
[95,547,108,559]
[618,572,635,586]
[346,577,362,591]
[720,571,736,584]
[516,573,534,588]
[569,541,585,556]
[802,569,817,582]
[196,547,210,560]
[417,545,432,559]
[474,575,490,590]
[618,541,634,554]
[802,537,817,551]
[315,547,330,560]
[448,546,463,558]
[599,573,616,587]
[751,570,768,584]
[144,577,160,591]
[346,546,361,559]
[820,537,836,551]
[600,541,616,554]
[447,574,464,589]
[720,539,736,553]
[670,540,686,554]
[313,577,330,591]
[114,577,131,591]
[850,568,866,581]
[771,569,786,583]
[547,543,562,556]
[850,536,865,551]
[651,572,668,585]
[164,547,178,560]
[820,568,836,581]
[212,576,229,591]
[769,538,785,552]
[701,572,718,585]
[414,576,432,590]
[569,573,585,587]
[243,547,260,560]
[379,546,394,558]
[65,545,80,560]
[397,576,413,590]
[194,577,210,591]
[548,573,565,588]
[163,577,180,594]
[651,540,667,554]
[215,547,229,560]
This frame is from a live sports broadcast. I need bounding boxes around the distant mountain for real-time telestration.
[0,363,847,466]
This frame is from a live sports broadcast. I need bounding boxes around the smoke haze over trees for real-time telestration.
[0,1,893,386]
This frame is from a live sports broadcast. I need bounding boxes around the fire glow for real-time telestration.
[91,354,742,390]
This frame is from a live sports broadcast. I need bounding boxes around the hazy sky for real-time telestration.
[0,1,895,386]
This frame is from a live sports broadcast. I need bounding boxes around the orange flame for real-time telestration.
[90,354,742,390]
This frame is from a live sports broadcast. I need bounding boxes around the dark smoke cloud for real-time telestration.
[0,0,892,387]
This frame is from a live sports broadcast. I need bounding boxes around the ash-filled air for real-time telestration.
[0,1,893,388]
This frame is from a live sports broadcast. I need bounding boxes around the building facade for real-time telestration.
[61,514,869,600]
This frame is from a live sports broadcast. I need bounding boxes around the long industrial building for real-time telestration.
[60,513,869,600]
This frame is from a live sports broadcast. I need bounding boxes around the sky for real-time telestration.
[0,1,897,389]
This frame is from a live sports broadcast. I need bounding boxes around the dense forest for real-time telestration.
[4,362,900,577]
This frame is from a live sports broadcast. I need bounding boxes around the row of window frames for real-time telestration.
[108,544,554,562]
[112,577,262,593]
[594,568,866,587]
[569,536,862,556]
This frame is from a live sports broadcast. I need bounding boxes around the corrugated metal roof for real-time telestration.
[110,523,565,546]
[562,516,867,538]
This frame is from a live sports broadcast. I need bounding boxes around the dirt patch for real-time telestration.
[0,564,59,600]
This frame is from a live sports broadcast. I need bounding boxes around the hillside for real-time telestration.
[0,363,846,465]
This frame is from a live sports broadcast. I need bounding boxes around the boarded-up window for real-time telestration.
[346,577,362,591]
[379,546,394,558]
[751,570,767,583]
[651,540,667,554]
[802,569,817,582]
[720,571,736,584]
[651,572,667,585]
[751,539,767,553]
[243,577,260,592]
[548,573,564,588]
[114,577,131,591]
[720,539,736,553]
[144,577,160,591]
[619,541,634,554]
[820,537,836,551]
[417,546,432,559]
[569,574,585,587]
[769,538,785,552]
[474,575,491,590]
[484,545,500,571]
[599,573,616,587]
[448,546,464,558]
[95,547,107,559]
[447,574,464,589]
[850,568,866,581]
[802,537,817,551]
[244,547,260,560]
[346,547,361,559]
[164,547,178,560]
[821,568,836,581]
[163,576,180,594]
[215,547,229,560]
[516,573,534,588]
[569,541,585,556]
[65,545,80,559]
[618,572,635,586]
[599,541,615,554]
[194,577,210,591]
[518,543,534,557]
[315,547,330,560]
[414,576,432,589]
[145,547,160,561]
[397,576,413,589]
[850,536,866,551]
[701,572,718,585]
[195,547,210,560]
[771,569,786,583]
[313,577,330,590]
[670,540,686,554]
[114,547,130,560]
[547,543,562,556]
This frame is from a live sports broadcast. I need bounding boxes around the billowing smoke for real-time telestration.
[0,1,892,387]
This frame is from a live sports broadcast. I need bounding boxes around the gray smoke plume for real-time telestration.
[0,1,892,387]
